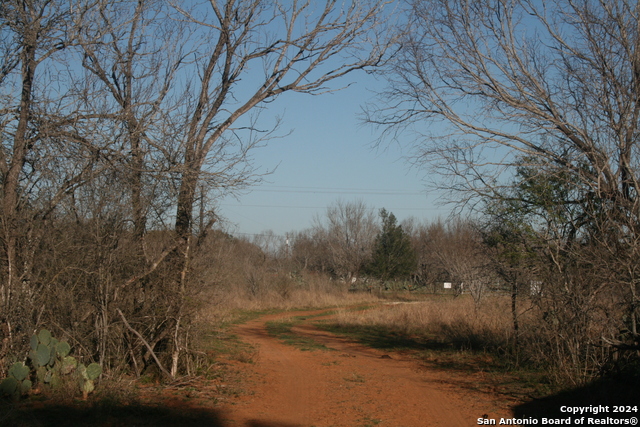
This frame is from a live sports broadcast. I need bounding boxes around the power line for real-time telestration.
[233,231,287,238]
[221,204,325,209]
[247,185,425,196]
[220,203,439,211]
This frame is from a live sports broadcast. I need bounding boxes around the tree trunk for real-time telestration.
[175,170,198,241]
[511,280,519,356]
[1,28,37,308]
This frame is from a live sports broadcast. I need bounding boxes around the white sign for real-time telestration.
[443,282,452,289]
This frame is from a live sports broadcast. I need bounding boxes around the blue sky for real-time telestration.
[218,72,451,238]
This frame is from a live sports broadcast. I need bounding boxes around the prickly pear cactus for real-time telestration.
[2,329,101,400]
[1,362,33,399]
[75,363,101,399]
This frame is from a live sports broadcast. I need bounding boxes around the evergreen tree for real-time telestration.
[367,209,417,281]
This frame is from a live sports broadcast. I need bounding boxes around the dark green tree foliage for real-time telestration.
[367,209,416,281]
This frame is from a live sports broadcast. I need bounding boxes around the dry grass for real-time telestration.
[316,294,563,399]
[329,295,514,351]
[197,271,381,326]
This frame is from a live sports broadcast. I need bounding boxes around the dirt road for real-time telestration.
[220,309,514,427]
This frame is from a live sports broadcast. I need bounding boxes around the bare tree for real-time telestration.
[77,0,188,250]
[435,219,493,306]
[291,227,332,273]
[410,220,448,291]
[369,0,640,379]
[0,0,105,353]
[172,0,394,241]
[71,0,392,377]
[314,199,378,281]
[370,0,640,220]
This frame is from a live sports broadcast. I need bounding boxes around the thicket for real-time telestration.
[0,0,393,389]
[357,0,640,386]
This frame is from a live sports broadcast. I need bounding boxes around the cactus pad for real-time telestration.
[30,334,39,351]
[8,362,29,381]
[81,379,95,397]
[86,363,102,381]
[37,329,52,346]
[48,346,57,366]
[56,341,71,358]
[77,363,87,379]
[35,343,50,367]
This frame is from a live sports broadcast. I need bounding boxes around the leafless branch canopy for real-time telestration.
[369,0,640,218]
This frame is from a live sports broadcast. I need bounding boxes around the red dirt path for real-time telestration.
[218,309,515,427]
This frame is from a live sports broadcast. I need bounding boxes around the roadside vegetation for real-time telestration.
[317,297,557,399]
[2,0,640,422]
